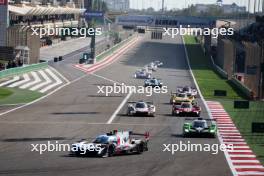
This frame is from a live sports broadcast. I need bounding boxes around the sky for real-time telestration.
[129,0,263,12]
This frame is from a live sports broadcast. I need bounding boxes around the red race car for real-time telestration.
[172,102,201,117]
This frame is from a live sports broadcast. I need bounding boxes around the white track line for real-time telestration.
[30,70,52,91]
[107,91,133,124]
[89,73,130,124]
[237,171,264,175]
[0,76,20,87]
[49,66,70,83]
[233,160,261,163]
[235,165,264,168]
[91,73,122,85]
[39,68,62,93]
[8,74,30,88]
[19,72,41,89]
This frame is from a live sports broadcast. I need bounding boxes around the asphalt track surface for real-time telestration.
[0,34,232,176]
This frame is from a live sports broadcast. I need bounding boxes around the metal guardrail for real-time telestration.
[0,62,48,79]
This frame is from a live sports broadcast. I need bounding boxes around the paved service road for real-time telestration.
[0,33,232,176]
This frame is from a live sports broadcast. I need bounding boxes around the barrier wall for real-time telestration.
[195,36,252,99]
[96,34,135,62]
[230,77,252,99]
[210,56,228,79]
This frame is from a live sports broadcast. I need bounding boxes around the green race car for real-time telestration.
[183,118,217,138]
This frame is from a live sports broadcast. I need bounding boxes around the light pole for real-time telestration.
[162,0,165,13]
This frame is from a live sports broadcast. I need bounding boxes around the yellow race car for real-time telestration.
[170,92,195,104]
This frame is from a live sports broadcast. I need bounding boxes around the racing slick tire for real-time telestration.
[211,133,216,138]
[127,110,133,116]
[136,142,144,154]
[101,144,115,158]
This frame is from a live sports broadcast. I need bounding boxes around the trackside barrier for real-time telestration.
[195,36,228,79]
[230,76,253,99]
[0,62,48,79]
[210,56,228,79]
[195,36,252,99]
[95,34,135,62]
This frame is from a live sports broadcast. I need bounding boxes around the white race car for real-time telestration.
[134,69,152,79]
[146,62,157,71]
[71,130,149,157]
[177,86,198,97]
[154,60,163,67]
[127,100,156,117]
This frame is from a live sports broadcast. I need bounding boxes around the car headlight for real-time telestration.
[184,129,189,132]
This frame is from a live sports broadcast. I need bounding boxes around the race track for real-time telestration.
[0,33,232,176]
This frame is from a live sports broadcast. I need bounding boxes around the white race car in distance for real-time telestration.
[154,60,163,67]
[177,86,198,97]
[134,69,151,79]
[146,62,157,71]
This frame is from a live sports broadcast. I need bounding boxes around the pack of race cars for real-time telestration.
[71,60,217,157]
[134,61,163,79]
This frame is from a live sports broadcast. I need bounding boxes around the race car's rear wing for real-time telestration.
[130,131,150,141]
[128,101,154,104]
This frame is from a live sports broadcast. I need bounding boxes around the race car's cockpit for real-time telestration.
[135,102,147,108]
[193,120,208,128]
[177,93,187,98]
[182,103,191,108]
[93,135,117,144]
[183,86,191,92]
[150,79,157,84]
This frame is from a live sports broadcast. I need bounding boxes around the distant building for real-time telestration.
[105,0,129,12]
[195,2,246,14]
[0,0,85,66]
[222,3,246,13]
[195,4,210,13]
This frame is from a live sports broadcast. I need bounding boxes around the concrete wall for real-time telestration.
[216,38,234,78]
[243,42,263,98]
